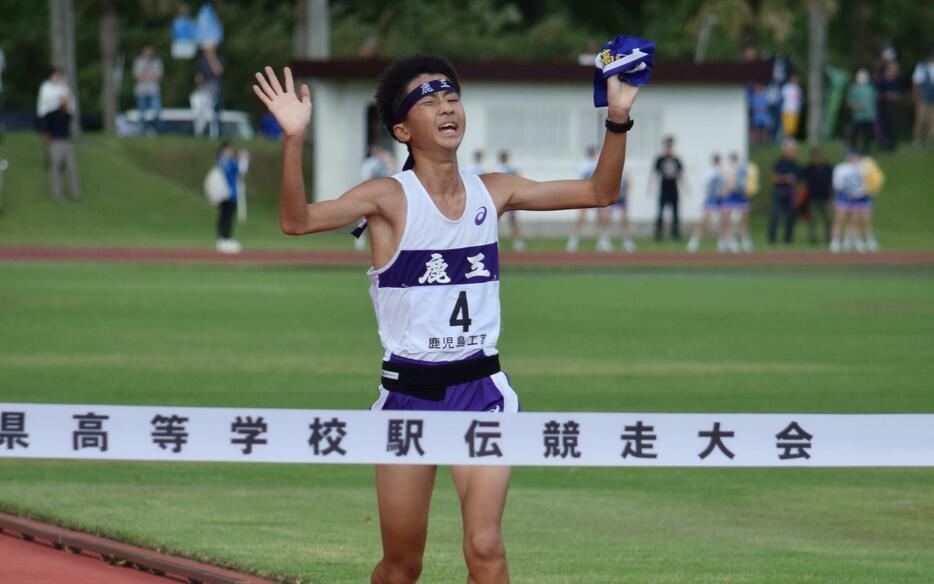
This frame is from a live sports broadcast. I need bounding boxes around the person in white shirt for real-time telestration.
[133,44,164,133]
[36,69,74,120]
[36,69,76,168]
[190,72,214,137]
[781,73,802,139]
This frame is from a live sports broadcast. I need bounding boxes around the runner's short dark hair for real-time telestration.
[375,55,461,140]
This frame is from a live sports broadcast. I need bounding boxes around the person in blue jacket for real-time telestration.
[215,142,242,253]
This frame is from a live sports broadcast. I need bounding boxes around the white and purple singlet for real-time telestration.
[368,170,519,412]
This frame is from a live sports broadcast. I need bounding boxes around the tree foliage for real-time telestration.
[330,0,594,60]
[0,0,930,125]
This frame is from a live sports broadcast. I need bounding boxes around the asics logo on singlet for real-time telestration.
[474,206,488,225]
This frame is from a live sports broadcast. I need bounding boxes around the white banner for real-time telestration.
[1,404,932,467]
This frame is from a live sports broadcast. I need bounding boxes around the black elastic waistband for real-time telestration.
[380,355,501,401]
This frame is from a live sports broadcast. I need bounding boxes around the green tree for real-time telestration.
[50,0,80,136]
[97,0,119,133]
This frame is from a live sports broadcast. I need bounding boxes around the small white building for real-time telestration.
[293,58,770,233]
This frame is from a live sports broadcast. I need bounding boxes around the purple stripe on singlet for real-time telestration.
[378,242,499,288]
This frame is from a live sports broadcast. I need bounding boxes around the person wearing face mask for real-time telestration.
[847,68,877,153]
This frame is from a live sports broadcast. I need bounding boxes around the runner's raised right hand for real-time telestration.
[252,66,311,137]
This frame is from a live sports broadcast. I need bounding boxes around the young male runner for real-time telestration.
[253,55,639,584]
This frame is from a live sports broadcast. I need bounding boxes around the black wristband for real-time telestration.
[605,117,634,133]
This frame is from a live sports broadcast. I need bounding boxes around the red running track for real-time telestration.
[0,513,278,584]
[1,245,933,267]
[0,531,170,583]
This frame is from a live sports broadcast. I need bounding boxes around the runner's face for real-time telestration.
[396,73,464,152]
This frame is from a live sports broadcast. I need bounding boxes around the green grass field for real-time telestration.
[1,129,933,582]
[2,261,933,583]
[1,132,934,251]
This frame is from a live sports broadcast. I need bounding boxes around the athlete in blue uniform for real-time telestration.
[687,153,729,252]
[253,57,640,584]
[723,152,753,252]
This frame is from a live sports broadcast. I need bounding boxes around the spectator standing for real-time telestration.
[36,69,74,127]
[768,139,799,245]
[780,73,803,140]
[36,69,75,165]
[190,73,214,137]
[133,44,164,134]
[687,154,729,253]
[361,144,394,181]
[0,47,6,136]
[197,43,224,138]
[467,148,485,175]
[911,47,934,148]
[215,142,244,253]
[847,68,877,153]
[648,135,686,241]
[45,96,81,201]
[875,61,901,152]
[495,150,526,251]
[748,83,771,145]
[767,57,790,143]
[235,147,250,224]
[801,148,833,244]
[873,44,898,82]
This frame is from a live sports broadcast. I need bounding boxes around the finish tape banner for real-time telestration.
[1,404,932,467]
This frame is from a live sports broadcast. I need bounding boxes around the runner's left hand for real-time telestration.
[606,75,639,122]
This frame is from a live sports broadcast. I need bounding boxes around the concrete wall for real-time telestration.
[306,78,748,232]
[309,80,372,205]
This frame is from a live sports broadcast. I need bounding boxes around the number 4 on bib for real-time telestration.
[449,291,472,332]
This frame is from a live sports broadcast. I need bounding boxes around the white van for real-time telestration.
[118,108,254,139]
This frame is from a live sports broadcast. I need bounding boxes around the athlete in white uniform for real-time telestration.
[830,148,880,253]
[367,168,519,412]
[494,150,526,251]
[687,153,729,252]
[253,56,639,584]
